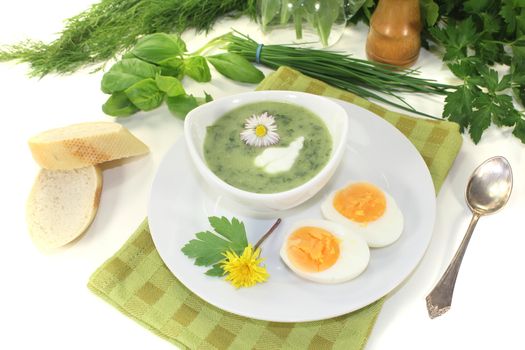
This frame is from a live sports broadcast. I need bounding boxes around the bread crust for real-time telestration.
[28,122,149,170]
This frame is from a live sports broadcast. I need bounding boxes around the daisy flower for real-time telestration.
[221,245,269,288]
[240,112,280,147]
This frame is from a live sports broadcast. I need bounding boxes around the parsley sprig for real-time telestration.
[181,216,249,276]
[181,216,281,277]
[427,1,525,144]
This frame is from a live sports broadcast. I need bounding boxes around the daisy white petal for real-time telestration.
[240,112,280,147]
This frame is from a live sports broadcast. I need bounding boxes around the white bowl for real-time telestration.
[184,90,348,215]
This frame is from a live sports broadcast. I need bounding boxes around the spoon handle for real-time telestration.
[426,213,481,318]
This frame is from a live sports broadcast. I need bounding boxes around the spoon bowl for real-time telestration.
[426,156,513,318]
[466,156,513,215]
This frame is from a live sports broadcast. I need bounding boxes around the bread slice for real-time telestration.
[28,122,149,170]
[26,166,102,250]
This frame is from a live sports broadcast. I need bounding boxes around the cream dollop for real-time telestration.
[254,136,304,174]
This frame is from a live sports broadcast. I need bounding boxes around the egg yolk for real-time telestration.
[286,226,340,272]
[333,182,386,224]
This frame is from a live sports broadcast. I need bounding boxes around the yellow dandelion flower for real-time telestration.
[221,244,269,288]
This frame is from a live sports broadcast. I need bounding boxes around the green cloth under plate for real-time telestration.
[88,66,463,350]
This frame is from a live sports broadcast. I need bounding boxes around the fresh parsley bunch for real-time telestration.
[352,0,525,144]
[427,1,525,144]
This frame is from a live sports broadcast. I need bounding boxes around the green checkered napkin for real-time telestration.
[88,66,463,350]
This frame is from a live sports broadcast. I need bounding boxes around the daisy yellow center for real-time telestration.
[255,125,268,137]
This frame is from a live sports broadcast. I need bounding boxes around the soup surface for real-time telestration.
[203,101,332,193]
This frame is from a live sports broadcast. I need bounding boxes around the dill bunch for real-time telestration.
[0,0,255,77]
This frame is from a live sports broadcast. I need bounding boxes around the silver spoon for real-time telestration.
[426,156,513,319]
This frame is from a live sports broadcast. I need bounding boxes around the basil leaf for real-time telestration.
[158,57,185,79]
[131,33,185,64]
[207,53,264,83]
[155,75,185,97]
[124,78,164,111]
[174,36,188,53]
[121,52,136,59]
[101,58,160,94]
[167,94,199,119]
[102,92,139,117]
[184,56,211,82]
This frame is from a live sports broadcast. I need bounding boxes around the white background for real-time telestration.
[0,1,523,349]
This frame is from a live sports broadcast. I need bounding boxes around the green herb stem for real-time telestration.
[254,218,282,250]
[280,0,290,24]
[294,13,303,39]
[189,36,226,57]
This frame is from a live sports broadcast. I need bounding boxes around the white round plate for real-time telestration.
[148,100,436,322]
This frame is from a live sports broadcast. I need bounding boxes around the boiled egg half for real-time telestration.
[280,219,370,284]
[321,181,404,248]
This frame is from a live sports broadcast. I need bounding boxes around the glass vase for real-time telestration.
[257,0,348,48]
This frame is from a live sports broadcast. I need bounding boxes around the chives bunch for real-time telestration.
[224,32,456,119]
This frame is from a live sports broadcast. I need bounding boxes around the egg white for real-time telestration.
[321,182,404,248]
[280,219,370,284]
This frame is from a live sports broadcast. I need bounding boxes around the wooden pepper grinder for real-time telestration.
[366,0,422,68]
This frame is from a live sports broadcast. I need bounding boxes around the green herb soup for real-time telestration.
[203,101,332,193]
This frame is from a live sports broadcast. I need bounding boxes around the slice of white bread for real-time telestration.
[28,122,149,170]
[26,166,102,250]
